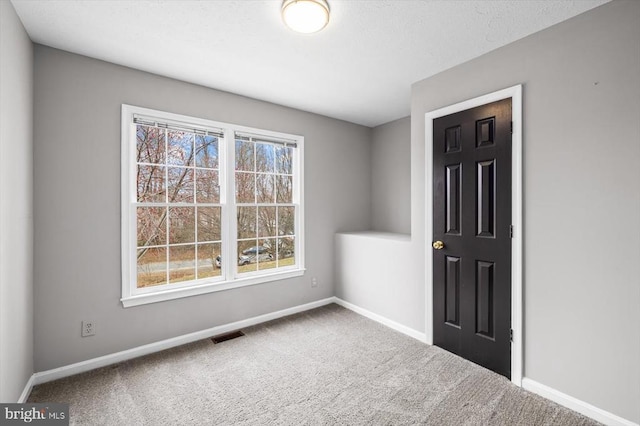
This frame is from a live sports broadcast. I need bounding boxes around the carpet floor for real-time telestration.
[28,304,600,425]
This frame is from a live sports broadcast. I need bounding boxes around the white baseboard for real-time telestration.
[18,374,36,403]
[30,297,335,387]
[333,297,427,342]
[522,378,638,426]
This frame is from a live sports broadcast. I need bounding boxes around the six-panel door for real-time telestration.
[432,98,512,378]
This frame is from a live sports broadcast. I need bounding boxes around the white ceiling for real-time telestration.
[11,0,607,127]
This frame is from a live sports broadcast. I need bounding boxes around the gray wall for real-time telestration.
[33,46,372,371]
[0,0,34,402]
[411,1,639,422]
[371,117,411,234]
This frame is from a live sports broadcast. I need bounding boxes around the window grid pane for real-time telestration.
[135,123,221,288]
[235,137,296,275]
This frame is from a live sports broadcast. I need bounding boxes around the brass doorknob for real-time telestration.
[432,241,444,250]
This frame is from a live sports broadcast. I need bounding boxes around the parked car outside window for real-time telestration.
[215,246,274,268]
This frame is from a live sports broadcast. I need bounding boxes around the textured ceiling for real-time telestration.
[11,0,607,127]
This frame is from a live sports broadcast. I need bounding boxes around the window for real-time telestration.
[122,105,304,307]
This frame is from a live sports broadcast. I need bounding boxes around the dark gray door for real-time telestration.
[432,98,512,378]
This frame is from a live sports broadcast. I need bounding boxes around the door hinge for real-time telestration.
[510,121,513,134]
[510,329,513,342]
[510,225,514,238]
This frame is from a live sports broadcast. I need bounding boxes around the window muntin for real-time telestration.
[122,105,304,306]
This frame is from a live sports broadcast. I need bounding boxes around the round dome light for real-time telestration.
[282,0,330,34]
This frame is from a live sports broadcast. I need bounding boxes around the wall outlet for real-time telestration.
[81,320,95,337]
[311,277,318,287]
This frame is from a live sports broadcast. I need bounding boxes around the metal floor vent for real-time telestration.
[211,330,245,344]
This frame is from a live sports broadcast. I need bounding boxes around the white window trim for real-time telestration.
[121,105,305,308]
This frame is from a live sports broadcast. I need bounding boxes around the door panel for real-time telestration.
[445,126,462,153]
[477,160,495,237]
[476,117,495,147]
[446,164,462,235]
[445,256,461,327]
[475,260,494,339]
[433,98,512,378]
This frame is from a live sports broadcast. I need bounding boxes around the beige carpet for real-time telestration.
[28,304,600,425]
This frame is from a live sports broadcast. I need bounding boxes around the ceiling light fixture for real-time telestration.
[282,0,330,34]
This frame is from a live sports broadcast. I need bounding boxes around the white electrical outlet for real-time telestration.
[311,277,318,287]
[82,320,95,337]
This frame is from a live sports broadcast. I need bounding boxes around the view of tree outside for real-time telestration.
[136,124,222,287]
[235,137,296,274]
[132,112,300,290]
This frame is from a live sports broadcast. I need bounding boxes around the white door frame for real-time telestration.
[424,84,523,386]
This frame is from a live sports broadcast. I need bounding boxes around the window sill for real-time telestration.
[121,268,306,308]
